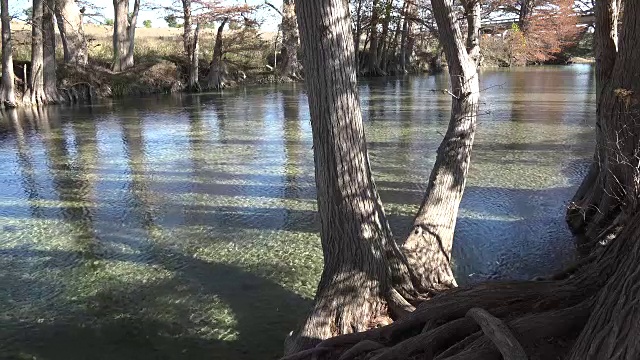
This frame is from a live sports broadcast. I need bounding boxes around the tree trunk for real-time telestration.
[353,0,363,65]
[0,0,17,107]
[566,0,621,245]
[26,0,47,105]
[207,18,229,90]
[463,0,481,66]
[568,3,640,356]
[401,0,480,293]
[366,0,384,75]
[400,0,416,73]
[55,0,87,66]
[286,0,418,353]
[377,0,393,69]
[278,0,301,79]
[518,0,535,32]
[43,0,59,103]
[112,0,139,72]
[182,0,200,91]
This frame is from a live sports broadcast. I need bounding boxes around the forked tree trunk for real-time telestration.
[278,0,301,79]
[566,0,620,245]
[26,0,47,105]
[568,3,640,356]
[207,18,229,90]
[112,0,139,72]
[286,0,418,353]
[55,0,88,66]
[0,0,17,107]
[43,0,59,103]
[401,0,480,292]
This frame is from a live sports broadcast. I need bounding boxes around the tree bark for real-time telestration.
[463,0,481,66]
[0,0,17,107]
[278,0,301,79]
[207,18,229,90]
[566,0,620,244]
[286,0,418,353]
[55,0,87,66]
[401,0,480,292]
[26,0,47,105]
[568,4,640,355]
[43,0,59,103]
[400,0,416,73]
[112,0,139,72]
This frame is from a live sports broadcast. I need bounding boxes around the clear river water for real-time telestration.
[0,65,595,359]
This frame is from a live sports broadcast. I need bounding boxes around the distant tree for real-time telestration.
[56,0,89,66]
[23,6,33,20]
[105,18,114,25]
[112,0,140,72]
[164,14,180,27]
[143,19,152,27]
[0,0,17,107]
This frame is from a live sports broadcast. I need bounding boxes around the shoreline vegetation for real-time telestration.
[0,19,594,107]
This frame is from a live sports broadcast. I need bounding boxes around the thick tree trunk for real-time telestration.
[377,0,393,68]
[566,0,620,245]
[353,0,364,64]
[0,0,17,107]
[26,0,47,105]
[568,4,640,355]
[207,18,229,90]
[400,0,416,73]
[401,0,480,292]
[286,0,418,353]
[278,0,301,79]
[518,0,535,32]
[55,0,87,66]
[463,0,481,66]
[112,0,139,72]
[43,0,59,103]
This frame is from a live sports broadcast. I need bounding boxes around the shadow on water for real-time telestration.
[0,67,595,359]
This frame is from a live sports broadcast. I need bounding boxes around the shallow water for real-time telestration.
[0,65,595,359]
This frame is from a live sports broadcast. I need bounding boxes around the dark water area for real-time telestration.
[0,65,595,359]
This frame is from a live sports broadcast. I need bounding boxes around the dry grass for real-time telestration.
[7,20,271,71]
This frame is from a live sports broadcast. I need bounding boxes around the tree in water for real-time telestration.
[0,0,17,107]
[284,1,640,359]
[43,0,59,103]
[55,0,88,66]
[277,0,301,80]
[112,0,140,72]
[207,18,229,90]
[285,0,480,353]
[25,0,47,105]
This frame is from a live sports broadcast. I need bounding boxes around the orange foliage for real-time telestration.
[521,0,580,62]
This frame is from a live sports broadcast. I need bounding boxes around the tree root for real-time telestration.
[282,281,597,360]
[465,308,527,360]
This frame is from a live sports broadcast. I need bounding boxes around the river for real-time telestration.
[0,65,595,359]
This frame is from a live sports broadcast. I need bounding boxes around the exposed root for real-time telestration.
[338,340,384,360]
[465,308,527,360]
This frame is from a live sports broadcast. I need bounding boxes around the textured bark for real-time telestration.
[463,0,481,66]
[43,0,59,103]
[26,0,47,105]
[0,0,16,107]
[112,0,139,72]
[207,18,229,90]
[286,0,417,353]
[566,0,620,244]
[278,0,301,79]
[55,0,87,66]
[401,0,480,292]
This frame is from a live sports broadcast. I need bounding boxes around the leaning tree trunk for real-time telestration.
[566,0,620,247]
[0,0,17,107]
[55,0,87,66]
[207,18,229,90]
[278,0,301,79]
[26,0,47,105]
[285,0,420,354]
[112,0,139,72]
[43,0,59,103]
[400,0,480,293]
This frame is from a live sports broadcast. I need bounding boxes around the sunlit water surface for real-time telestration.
[0,65,595,359]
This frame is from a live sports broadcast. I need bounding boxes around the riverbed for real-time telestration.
[0,65,595,359]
